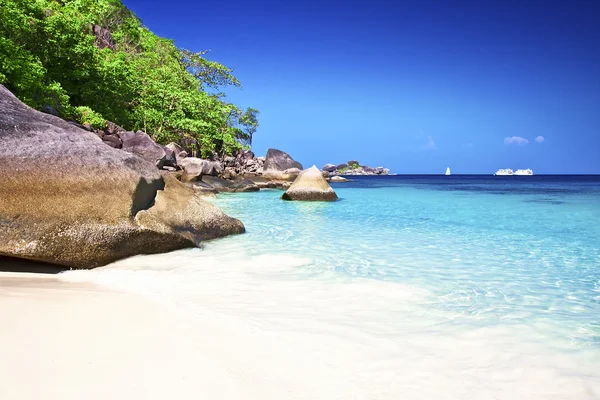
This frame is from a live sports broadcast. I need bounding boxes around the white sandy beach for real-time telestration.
[0,270,373,400]
[0,272,269,400]
[2,254,600,400]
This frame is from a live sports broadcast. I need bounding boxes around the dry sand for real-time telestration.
[0,272,253,400]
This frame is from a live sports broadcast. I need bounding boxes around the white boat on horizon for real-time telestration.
[515,168,534,176]
[494,169,514,176]
[445,167,451,176]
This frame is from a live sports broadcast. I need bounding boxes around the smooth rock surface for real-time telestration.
[136,174,244,243]
[282,166,338,201]
[120,130,166,168]
[0,84,244,268]
[179,157,224,182]
[262,148,303,181]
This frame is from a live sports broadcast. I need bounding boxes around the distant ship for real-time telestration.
[494,169,514,176]
[445,167,451,176]
[515,169,534,176]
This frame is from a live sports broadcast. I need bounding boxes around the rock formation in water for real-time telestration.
[282,166,338,202]
[0,84,244,269]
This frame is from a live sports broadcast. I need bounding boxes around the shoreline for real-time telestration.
[3,248,600,400]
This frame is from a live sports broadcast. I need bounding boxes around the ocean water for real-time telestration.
[63,175,600,399]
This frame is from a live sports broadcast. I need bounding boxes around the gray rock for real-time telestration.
[102,134,122,148]
[322,163,337,172]
[166,142,187,165]
[0,84,244,269]
[201,176,259,192]
[120,130,166,169]
[159,144,177,167]
[104,121,125,136]
[262,148,303,181]
[282,166,338,201]
[230,179,260,192]
[244,175,277,189]
[179,157,224,182]
[223,156,236,167]
[116,129,135,142]
[347,160,359,166]
[336,163,348,170]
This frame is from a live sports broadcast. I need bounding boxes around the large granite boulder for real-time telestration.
[282,166,338,201]
[0,84,244,268]
[166,142,187,165]
[159,144,177,168]
[119,130,166,168]
[262,148,303,181]
[179,157,224,182]
[135,174,244,243]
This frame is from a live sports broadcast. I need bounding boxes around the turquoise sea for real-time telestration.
[65,175,600,399]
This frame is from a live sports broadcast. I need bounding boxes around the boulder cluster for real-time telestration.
[0,84,244,269]
[282,166,338,202]
[0,84,344,269]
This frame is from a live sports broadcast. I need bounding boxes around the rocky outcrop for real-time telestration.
[179,157,223,182]
[322,160,390,176]
[262,148,303,181]
[220,149,265,178]
[165,142,187,165]
[282,166,338,202]
[119,130,167,169]
[0,84,244,269]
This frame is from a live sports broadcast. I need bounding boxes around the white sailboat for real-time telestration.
[445,167,451,176]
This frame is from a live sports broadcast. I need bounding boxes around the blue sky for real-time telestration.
[123,0,600,173]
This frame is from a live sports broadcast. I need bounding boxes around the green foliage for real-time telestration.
[0,0,258,156]
[338,163,360,174]
[71,106,106,129]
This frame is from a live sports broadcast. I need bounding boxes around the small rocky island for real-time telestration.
[322,161,390,176]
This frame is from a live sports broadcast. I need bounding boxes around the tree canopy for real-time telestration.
[0,0,258,157]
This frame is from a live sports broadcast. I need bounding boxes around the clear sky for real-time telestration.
[123,0,599,174]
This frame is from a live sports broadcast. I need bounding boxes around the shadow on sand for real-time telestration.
[0,256,68,274]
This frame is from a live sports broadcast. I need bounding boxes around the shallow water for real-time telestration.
[62,175,600,399]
